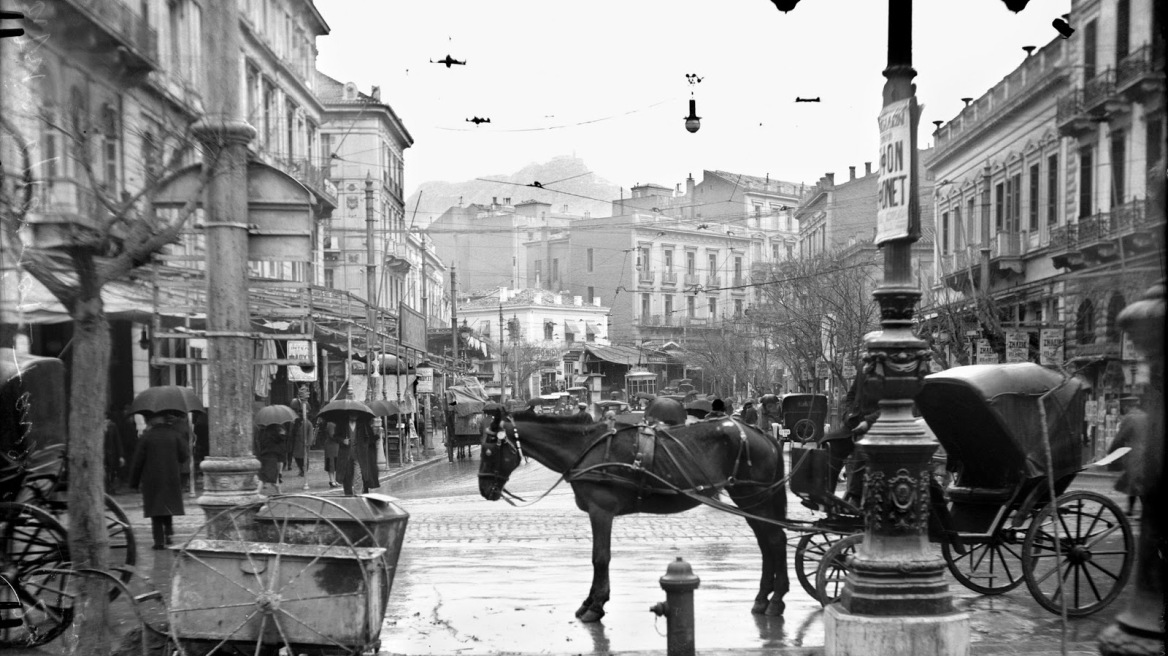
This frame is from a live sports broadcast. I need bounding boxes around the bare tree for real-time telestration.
[1,103,211,652]
[504,338,569,400]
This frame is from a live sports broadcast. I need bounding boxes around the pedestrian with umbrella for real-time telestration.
[254,405,296,495]
[320,399,378,496]
[129,409,189,550]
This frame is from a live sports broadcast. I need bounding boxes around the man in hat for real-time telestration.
[1108,396,1148,516]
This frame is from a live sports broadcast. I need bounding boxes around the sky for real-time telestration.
[314,0,1072,209]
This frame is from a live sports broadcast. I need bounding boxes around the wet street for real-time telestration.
[373,448,1135,655]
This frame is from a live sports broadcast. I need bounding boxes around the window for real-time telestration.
[320,132,333,176]
[262,80,275,148]
[686,296,695,318]
[941,211,950,253]
[753,202,762,218]
[1106,294,1126,341]
[246,64,259,123]
[552,258,559,283]
[664,249,673,271]
[641,294,651,320]
[1110,130,1125,207]
[1079,147,1094,218]
[534,260,542,286]
[1084,20,1097,81]
[1076,300,1095,345]
[587,286,594,303]
[1116,0,1130,59]
[664,295,673,321]
[995,182,1004,232]
[99,104,118,191]
[785,243,794,259]
[142,130,160,185]
[587,248,593,272]
[734,299,743,316]
[953,205,962,249]
[544,320,554,341]
[323,268,335,288]
[967,198,976,244]
[686,251,695,275]
[1047,154,1059,225]
[285,100,297,156]
[1028,164,1040,231]
[708,297,717,318]
[772,244,780,260]
[1009,173,1021,232]
[482,321,491,338]
[707,252,717,275]
[1149,118,1163,181]
[733,256,742,282]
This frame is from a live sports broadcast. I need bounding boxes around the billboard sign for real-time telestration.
[1040,329,1064,366]
[876,97,916,244]
[399,303,427,352]
[976,339,998,365]
[1005,332,1029,363]
[416,367,434,394]
[286,340,317,382]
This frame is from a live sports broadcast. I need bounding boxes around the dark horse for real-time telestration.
[478,408,789,623]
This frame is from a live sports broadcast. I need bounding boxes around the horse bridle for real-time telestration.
[478,414,525,488]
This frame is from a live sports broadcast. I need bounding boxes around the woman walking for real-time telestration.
[129,411,189,550]
[317,417,339,488]
[255,422,288,495]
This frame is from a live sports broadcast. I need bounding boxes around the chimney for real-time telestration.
[865,162,872,175]
[849,166,856,181]
[676,183,681,194]
[686,173,695,197]
[499,287,508,302]
[458,195,463,207]
[370,86,381,101]
[825,172,835,185]
[574,296,583,306]
[504,197,511,206]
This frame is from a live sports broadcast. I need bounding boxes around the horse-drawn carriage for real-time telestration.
[790,363,1133,616]
[1,349,139,648]
[444,384,490,461]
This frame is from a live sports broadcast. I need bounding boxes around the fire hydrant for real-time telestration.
[649,557,700,656]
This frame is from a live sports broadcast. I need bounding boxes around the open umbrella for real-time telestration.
[318,399,374,418]
[255,405,297,426]
[368,399,401,417]
[131,385,204,415]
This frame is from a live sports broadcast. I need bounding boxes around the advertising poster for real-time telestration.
[1005,332,1029,363]
[976,339,998,365]
[876,98,916,243]
[1040,328,1064,366]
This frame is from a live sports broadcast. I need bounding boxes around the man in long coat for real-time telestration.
[130,411,189,549]
[334,412,379,495]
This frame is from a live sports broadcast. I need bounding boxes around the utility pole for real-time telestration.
[450,263,459,371]
[365,172,377,401]
[194,0,260,527]
[825,1,967,654]
[498,303,505,396]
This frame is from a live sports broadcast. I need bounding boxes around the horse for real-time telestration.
[478,407,789,623]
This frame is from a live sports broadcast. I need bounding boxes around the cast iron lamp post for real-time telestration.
[773,1,969,653]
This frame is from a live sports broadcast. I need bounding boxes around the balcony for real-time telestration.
[58,0,159,75]
[1049,223,1087,271]
[637,269,655,286]
[1056,90,1097,138]
[683,273,700,287]
[269,156,337,208]
[731,275,746,291]
[705,275,722,288]
[661,271,678,286]
[1116,43,1166,102]
[939,249,981,292]
[990,232,1024,279]
[23,178,111,250]
[384,240,412,274]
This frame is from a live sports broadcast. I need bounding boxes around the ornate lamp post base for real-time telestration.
[197,456,264,539]
[826,606,970,655]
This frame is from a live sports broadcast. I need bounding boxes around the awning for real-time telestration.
[584,344,647,366]
[585,322,599,335]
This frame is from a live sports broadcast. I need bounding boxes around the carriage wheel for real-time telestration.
[0,502,74,648]
[169,498,379,656]
[942,509,1027,595]
[815,534,862,607]
[794,532,840,602]
[1021,491,1133,616]
[792,419,818,443]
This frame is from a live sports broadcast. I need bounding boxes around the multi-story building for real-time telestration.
[457,286,610,397]
[428,198,581,293]
[316,75,429,318]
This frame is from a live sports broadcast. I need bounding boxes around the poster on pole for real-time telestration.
[416,366,434,394]
[286,340,317,382]
[1040,328,1064,366]
[399,303,427,352]
[875,97,916,244]
[976,339,998,364]
[1005,332,1029,363]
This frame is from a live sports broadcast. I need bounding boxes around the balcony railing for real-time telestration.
[1117,43,1165,95]
[638,269,655,284]
[661,271,678,285]
[63,0,159,66]
[1083,69,1116,109]
[1056,89,1084,125]
[706,275,721,287]
[991,232,1023,258]
[270,156,336,204]
[1048,223,1079,251]
[683,273,700,286]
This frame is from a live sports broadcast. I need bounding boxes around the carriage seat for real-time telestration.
[945,485,1014,503]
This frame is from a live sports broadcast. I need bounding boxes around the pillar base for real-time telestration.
[196,456,264,539]
[825,604,969,656]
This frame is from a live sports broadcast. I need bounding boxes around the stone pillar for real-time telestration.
[194,0,261,537]
[1098,280,1165,655]
[826,1,968,654]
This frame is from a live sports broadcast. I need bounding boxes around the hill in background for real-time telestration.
[406,155,622,226]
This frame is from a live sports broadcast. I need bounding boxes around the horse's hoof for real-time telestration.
[578,608,605,623]
[751,600,768,615]
[765,600,785,616]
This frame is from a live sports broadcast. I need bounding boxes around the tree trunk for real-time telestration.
[66,294,113,655]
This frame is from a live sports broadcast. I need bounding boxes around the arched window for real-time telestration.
[1076,299,1096,345]
[1105,294,1126,342]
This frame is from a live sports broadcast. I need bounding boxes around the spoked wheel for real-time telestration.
[794,532,840,602]
[169,498,383,656]
[942,510,1028,595]
[1021,490,1134,616]
[815,534,862,607]
[0,502,74,648]
[792,419,818,443]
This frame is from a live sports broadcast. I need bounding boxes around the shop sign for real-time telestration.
[875,97,916,244]
[286,340,316,381]
[842,362,857,379]
[1040,329,1064,366]
[416,367,434,394]
[1005,332,1029,363]
[815,361,830,378]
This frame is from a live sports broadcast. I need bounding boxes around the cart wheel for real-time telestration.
[0,502,75,648]
[792,419,818,443]
[169,498,380,656]
[794,532,839,602]
[1021,490,1134,616]
[942,509,1027,595]
[815,534,862,607]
